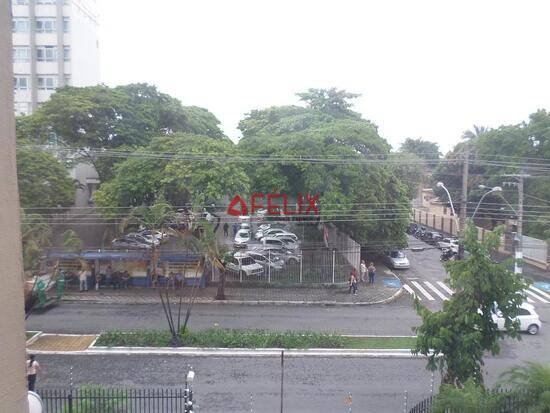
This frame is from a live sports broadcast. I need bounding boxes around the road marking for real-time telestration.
[406,277,420,280]
[411,281,435,301]
[424,282,449,300]
[436,281,455,296]
[524,289,549,304]
[529,286,550,301]
[526,297,535,304]
[403,284,422,301]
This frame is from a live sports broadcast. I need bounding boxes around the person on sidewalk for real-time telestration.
[349,271,358,295]
[78,266,88,292]
[368,262,376,285]
[360,260,367,283]
[223,222,229,237]
[27,354,41,392]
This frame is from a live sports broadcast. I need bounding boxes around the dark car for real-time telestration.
[112,237,152,250]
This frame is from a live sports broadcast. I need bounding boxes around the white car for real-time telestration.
[126,233,160,246]
[247,251,284,270]
[226,253,264,277]
[273,232,298,242]
[492,302,542,335]
[234,229,251,248]
[438,238,459,252]
[384,250,410,269]
[275,235,300,251]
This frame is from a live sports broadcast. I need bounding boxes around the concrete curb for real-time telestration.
[29,346,421,358]
[26,331,42,346]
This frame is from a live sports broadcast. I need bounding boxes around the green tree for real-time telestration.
[296,88,361,118]
[17,83,225,181]
[498,362,550,411]
[16,146,75,209]
[93,134,250,212]
[20,211,52,271]
[399,137,441,161]
[431,379,502,413]
[413,223,527,386]
[61,229,83,252]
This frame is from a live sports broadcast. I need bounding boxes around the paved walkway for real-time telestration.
[63,278,402,306]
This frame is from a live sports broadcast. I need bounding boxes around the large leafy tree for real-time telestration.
[237,89,410,249]
[16,146,75,209]
[93,134,250,212]
[16,83,225,181]
[399,137,441,161]
[413,223,527,386]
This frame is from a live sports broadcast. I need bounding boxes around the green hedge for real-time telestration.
[96,329,346,348]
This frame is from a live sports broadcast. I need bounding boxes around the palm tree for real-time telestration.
[497,362,550,411]
[20,210,52,272]
[462,125,489,140]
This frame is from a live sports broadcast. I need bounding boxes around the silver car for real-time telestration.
[384,250,410,269]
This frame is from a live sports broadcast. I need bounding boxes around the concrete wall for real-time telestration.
[0,0,30,409]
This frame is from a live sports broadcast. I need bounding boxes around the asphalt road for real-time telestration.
[26,295,421,336]
[35,355,439,413]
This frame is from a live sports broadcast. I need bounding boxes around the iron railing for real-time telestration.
[409,390,529,413]
[37,387,193,413]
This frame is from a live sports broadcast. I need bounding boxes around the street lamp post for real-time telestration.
[185,369,195,413]
[471,185,502,219]
[436,182,459,232]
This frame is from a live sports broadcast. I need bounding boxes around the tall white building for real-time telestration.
[12,0,100,116]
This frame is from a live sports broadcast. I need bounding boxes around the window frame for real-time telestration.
[13,47,31,62]
[35,18,57,33]
[36,46,57,62]
[13,76,29,90]
[12,18,30,33]
[37,75,57,90]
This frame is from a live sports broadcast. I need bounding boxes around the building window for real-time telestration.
[14,76,29,90]
[13,47,31,62]
[63,17,70,33]
[12,18,30,33]
[36,0,58,4]
[37,75,57,90]
[63,46,70,61]
[35,19,56,33]
[13,0,29,5]
[37,46,57,61]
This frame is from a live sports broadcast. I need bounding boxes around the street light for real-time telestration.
[436,182,459,230]
[471,185,502,219]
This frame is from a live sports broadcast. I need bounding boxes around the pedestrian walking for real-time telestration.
[223,222,229,237]
[27,354,41,391]
[349,271,358,295]
[78,266,88,292]
[232,223,239,237]
[368,262,376,285]
[360,260,367,283]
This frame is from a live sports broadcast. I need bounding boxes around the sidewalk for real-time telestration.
[63,275,403,306]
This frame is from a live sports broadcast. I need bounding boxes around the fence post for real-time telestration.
[332,249,335,284]
[299,256,303,284]
[68,366,74,413]
[268,250,271,284]
[239,260,243,283]
[403,390,408,413]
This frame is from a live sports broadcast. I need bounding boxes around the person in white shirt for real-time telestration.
[79,266,88,292]
[27,354,41,391]
[360,260,367,283]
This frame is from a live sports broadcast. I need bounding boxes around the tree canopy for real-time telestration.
[16,146,75,209]
[16,83,225,181]
[399,137,441,161]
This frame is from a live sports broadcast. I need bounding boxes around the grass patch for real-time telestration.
[26,331,39,340]
[96,329,416,349]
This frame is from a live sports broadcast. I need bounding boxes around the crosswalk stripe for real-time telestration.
[403,284,422,301]
[526,296,535,304]
[524,289,550,304]
[529,286,550,301]
[411,281,435,301]
[424,282,449,300]
[436,281,455,296]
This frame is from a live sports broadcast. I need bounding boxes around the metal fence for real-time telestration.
[222,248,355,285]
[37,387,192,413]
[408,391,529,413]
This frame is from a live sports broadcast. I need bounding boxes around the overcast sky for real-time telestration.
[97,0,550,153]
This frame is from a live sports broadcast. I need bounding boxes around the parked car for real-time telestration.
[275,250,302,264]
[112,237,152,250]
[247,251,284,270]
[438,237,458,252]
[273,232,298,242]
[414,226,427,238]
[225,252,264,277]
[125,233,160,246]
[422,231,442,245]
[256,236,286,252]
[138,229,169,243]
[234,229,251,248]
[384,250,410,269]
[406,223,418,235]
[492,302,541,335]
[260,228,296,239]
[275,235,300,251]
[255,226,284,240]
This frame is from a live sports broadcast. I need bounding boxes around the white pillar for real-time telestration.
[0,0,30,410]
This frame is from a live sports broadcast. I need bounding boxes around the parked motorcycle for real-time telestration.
[440,248,457,262]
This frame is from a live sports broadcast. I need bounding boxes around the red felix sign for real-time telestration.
[227,193,319,217]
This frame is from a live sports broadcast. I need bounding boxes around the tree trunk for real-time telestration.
[215,268,226,300]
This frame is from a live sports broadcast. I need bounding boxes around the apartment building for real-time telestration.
[12,0,100,116]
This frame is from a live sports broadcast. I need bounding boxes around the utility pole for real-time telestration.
[503,172,528,275]
[0,0,30,410]
[458,146,470,258]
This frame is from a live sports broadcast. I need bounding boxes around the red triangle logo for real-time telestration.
[227,195,248,216]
